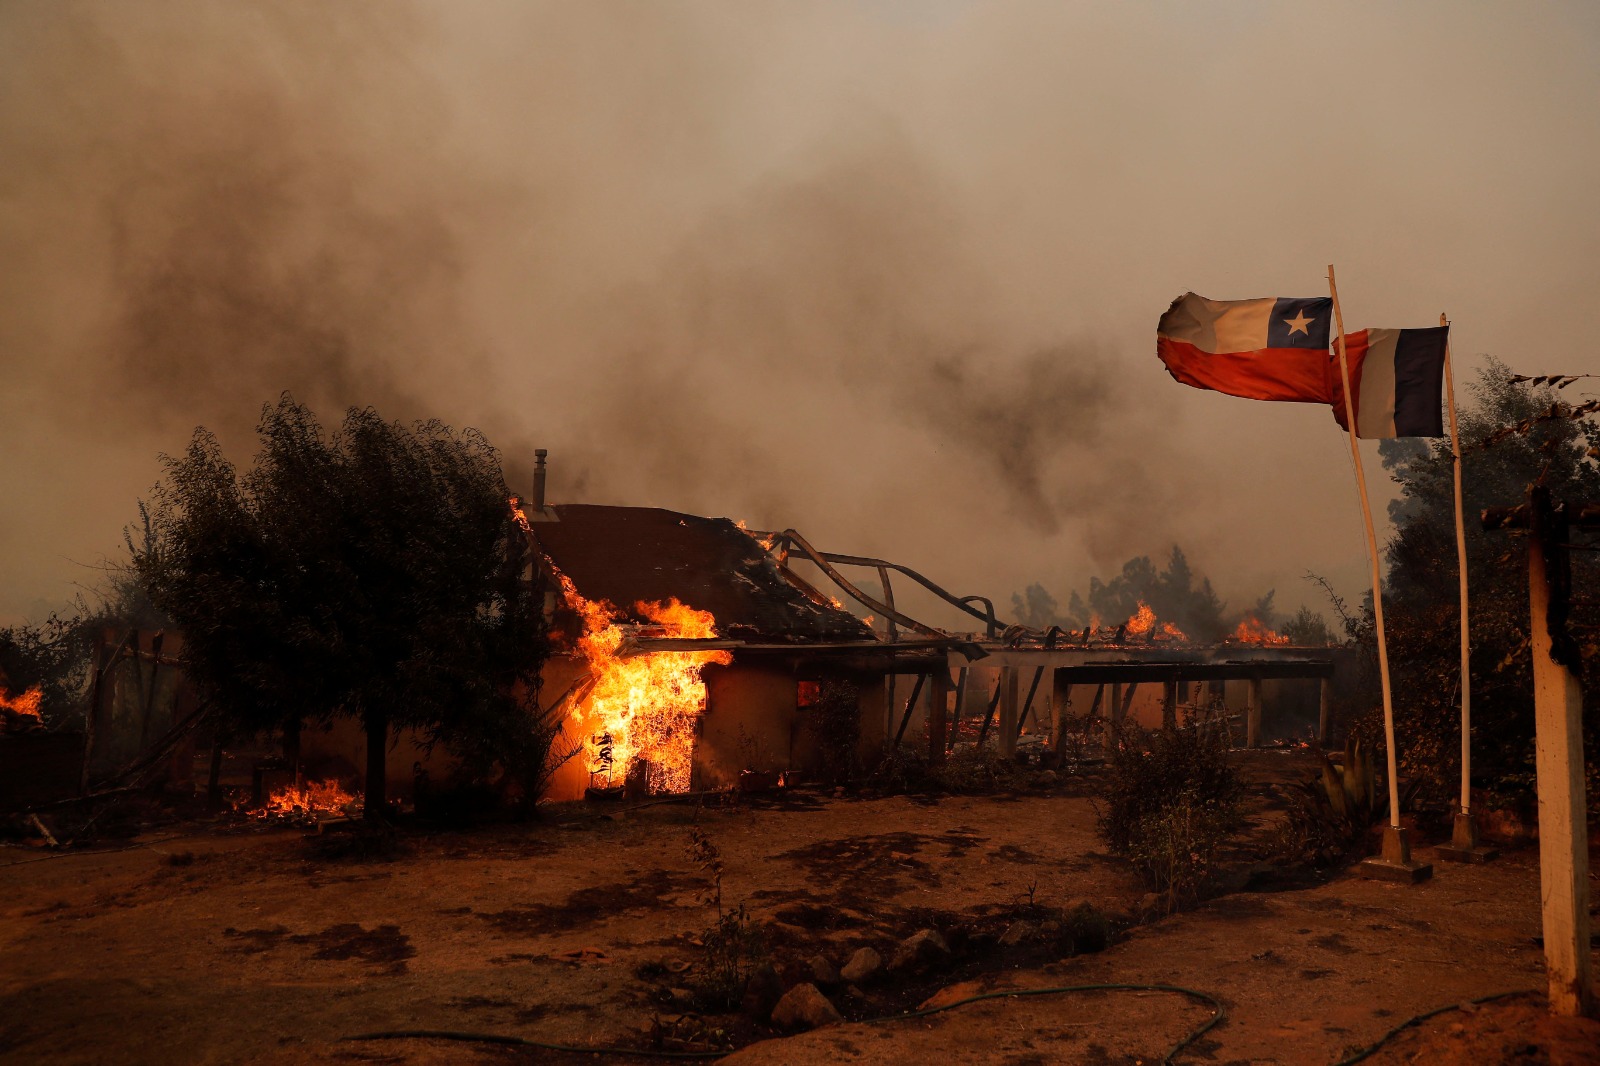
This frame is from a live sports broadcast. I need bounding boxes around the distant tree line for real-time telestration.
[1011,547,1335,645]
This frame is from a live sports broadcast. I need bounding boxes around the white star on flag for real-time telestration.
[1283,309,1313,335]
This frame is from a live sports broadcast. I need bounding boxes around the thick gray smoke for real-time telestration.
[5,2,1596,625]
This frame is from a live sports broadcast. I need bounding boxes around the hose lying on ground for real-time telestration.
[344,980,1226,1064]
[1330,989,1538,1066]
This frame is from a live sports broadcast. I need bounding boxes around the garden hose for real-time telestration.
[1329,989,1537,1066]
[343,980,1226,1063]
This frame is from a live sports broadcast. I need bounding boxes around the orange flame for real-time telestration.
[258,779,357,819]
[558,573,731,794]
[509,495,533,534]
[1121,603,1186,642]
[1231,617,1289,645]
[0,686,43,723]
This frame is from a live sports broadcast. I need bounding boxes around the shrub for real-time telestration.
[810,679,862,785]
[684,827,769,1009]
[1097,719,1241,910]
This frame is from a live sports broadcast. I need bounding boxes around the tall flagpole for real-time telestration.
[1443,312,1470,815]
[1437,313,1495,863]
[1326,265,1404,835]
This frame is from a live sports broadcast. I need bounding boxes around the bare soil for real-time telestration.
[1,750,1595,1065]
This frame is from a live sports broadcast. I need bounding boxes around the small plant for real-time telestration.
[1096,717,1241,911]
[1275,737,1419,868]
[684,827,768,1010]
[933,745,1025,792]
[1062,901,1110,953]
[1052,706,1104,773]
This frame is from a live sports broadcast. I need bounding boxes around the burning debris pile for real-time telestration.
[252,779,360,825]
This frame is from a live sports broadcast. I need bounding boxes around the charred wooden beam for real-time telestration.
[891,673,929,748]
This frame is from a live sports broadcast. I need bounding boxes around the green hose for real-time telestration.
[344,980,1226,1063]
[1330,989,1536,1066]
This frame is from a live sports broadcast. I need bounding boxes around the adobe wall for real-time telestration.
[696,663,795,788]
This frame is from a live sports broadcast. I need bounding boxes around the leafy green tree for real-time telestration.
[136,396,552,819]
[1371,358,1600,805]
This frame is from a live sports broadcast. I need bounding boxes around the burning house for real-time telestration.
[523,499,907,801]
[297,453,1345,805]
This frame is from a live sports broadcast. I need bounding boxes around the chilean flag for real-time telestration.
[1157,292,1335,403]
[1329,326,1449,438]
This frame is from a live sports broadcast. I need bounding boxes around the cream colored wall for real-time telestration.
[696,663,796,789]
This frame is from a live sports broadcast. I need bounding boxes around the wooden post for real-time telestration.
[927,666,949,766]
[82,630,105,796]
[1051,677,1070,758]
[1119,681,1139,721]
[891,673,928,748]
[1318,677,1333,745]
[1330,265,1428,882]
[1105,682,1122,747]
[947,667,968,753]
[976,669,1006,747]
[1088,683,1107,746]
[1014,667,1045,741]
[1246,676,1263,748]
[1527,486,1594,1016]
[1162,678,1178,731]
[885,674,896,746]
[999,667,1019,757]
[877,565,898,644]
[206,733,226,813]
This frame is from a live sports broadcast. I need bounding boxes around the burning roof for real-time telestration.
[527,505,874,645]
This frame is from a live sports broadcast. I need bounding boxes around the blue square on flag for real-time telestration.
[1266,297,1332,350]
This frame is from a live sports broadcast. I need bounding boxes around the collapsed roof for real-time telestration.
[528,505,875,645]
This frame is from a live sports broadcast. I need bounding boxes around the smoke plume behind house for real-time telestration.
[3,2,1598,626]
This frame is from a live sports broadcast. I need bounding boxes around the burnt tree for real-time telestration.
[136,396,550,819]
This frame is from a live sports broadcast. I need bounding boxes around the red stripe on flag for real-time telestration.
[1328,330,1371,431]
[1157,338,1334,404]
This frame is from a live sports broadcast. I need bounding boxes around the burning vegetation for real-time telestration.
[0,685,44,733]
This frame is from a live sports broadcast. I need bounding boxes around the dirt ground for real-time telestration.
[1,750,1597,1066]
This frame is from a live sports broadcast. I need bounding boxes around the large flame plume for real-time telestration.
[558,574,731,795]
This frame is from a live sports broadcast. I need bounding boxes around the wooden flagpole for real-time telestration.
[1445,312,1470,816]
[1437,312,1496,862]
[1328,266,1429,880]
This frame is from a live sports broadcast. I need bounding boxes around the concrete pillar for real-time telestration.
[1528,489,1594,1016]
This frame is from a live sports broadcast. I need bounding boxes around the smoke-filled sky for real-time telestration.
[3,1,1599,628]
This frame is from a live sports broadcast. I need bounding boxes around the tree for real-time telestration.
[136,396,552,819]
[1372,358,1600,806]
[1280,605,1335,646]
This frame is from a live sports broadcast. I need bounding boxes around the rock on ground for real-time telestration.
[840,946,882,984]
[890,929,951,972]
[770,982,843,1031]
[808,954,841,988]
